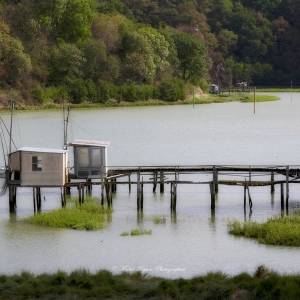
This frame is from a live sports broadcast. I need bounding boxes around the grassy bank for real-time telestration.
[255,87,300,92]
[228,209,300,246]
[1,267,300,299]
[1,94,280,111]
[27,201,112,230]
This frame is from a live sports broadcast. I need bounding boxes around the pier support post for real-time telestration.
[214,168,219,193]
[101,167,104,205]
[244,185,247,211]
[137,169,143,211]
[286,166,289,210]
[66,179,71,195]
[153,172,157,193]
[128,174,131,193]
[160,170,164,193]
[87,178,92,196]
[36,187,41,210]
[33,187,36,213]
[9,186,16,213]
[170,170,177,212]
[270,171,275,193]
[280,183,284,213]
[210,182,215,210]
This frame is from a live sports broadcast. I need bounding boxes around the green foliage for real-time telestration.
[228,210,300,246]
[27,202,112,230]
[172,31,207,84]
[159,77,185,101]
[130,228,152,236]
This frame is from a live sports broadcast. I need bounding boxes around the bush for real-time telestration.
[159,78,185,101]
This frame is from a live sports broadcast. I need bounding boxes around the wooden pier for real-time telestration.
[7,165,300,214]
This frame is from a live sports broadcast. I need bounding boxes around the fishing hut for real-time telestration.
[7,147,68,212]
[68,140,110,179]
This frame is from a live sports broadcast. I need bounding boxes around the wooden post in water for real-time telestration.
[137,168,141,211]
[33,187,36,213]
[160,170,164,193]
[244,185,247,211]
[141,178,144,210]
[101,167,104,205]
[214,167,219,193]
[78,184,82,204]
[280,183,284,213]
[249,167,251,183]
[271,171,275,193]
[286,166,289,210]
[128,174,131,193]
[9,186,16,213]
[153,172,157,193]
[36,187,41,210]
[210,182,215,210]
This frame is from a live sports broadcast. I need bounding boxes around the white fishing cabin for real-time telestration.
[68,140,110,179]
[8,147,68,187]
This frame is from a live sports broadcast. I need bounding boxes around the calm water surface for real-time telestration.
[0,92,300,278]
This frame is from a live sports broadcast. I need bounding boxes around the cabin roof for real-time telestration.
[68,140,110,148]
[10,147,68,154]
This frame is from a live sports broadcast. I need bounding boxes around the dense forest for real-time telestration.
[0,0,299,104]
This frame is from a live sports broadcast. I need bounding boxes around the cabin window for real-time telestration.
[32,156,42,171]
[77,147,89,167]
[91,148,102,167]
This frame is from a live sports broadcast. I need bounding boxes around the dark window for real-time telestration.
[32,156,42,171]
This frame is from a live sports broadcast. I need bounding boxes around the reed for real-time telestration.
[228,210,300,246]
[27,202,112,230]
[153,215,166,224]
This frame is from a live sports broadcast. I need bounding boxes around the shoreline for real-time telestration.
[0,94,280,111]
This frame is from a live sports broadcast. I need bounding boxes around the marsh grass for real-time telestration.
[153,215,166,224]
[2,267,300,299]
[27,202,112,230]
[228,210,300,246]
[130,229,152,236]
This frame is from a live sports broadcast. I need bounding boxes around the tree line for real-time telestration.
[0,0,299,104]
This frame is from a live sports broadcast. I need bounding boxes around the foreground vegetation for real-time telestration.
[228,209,300,246]
[27,201,112,230]
[1,267,300,299]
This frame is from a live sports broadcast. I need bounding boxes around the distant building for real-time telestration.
[68,140,110,179]
[8,147,68,187]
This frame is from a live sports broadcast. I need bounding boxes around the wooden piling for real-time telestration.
[101,167,104,204]
[280,183,284,212]
[160,170,164,193]
[244,185,246,211]
[286,166,289,210]
[270,171,275,193]
[128,174,131,193]
[214,167,219,193]
[153,172,157,193]
[33,187,36,213]
[36,187,41,210]
[9,186,16,213]
[210,182,215,210]
[78,184,82,204]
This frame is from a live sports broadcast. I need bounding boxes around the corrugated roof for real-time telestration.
[10,147,68,154]
[68,140,110,147]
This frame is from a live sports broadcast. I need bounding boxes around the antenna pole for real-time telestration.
[9,89,13,156]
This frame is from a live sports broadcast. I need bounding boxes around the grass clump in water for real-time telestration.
[120,231,129,236]
[27,202,112,230]
[228,209,300,246]
[130,229,152,236]
[153,215,166,224]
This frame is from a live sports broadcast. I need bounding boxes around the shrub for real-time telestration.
[159,78,185,101]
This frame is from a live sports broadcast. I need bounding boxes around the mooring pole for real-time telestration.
[160,170,164,193]
[280,183,284,213]
[271,171,275,193]
[128,174,131,193]
[286,166,289,210]
[33,187,36,213]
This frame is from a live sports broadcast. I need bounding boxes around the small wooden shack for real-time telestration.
[8,147,68,187]
[68,139,110,179]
